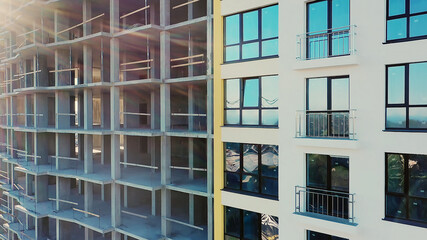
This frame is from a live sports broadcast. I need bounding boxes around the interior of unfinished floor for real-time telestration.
[0,0,213,239]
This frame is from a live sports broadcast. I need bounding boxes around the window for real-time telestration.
[306,0,350,59]
[387,0,427,42]
[386,62,427,130]
[307,230,348,240]
[225,207,279,240]
[224,5,278,62]
[225,76,278,127]
[385,153,427,225]
[306,77,350,137]
[307,154,349,217]
[225,143,278,198]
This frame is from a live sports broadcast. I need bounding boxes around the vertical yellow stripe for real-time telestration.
[213,0,224,239]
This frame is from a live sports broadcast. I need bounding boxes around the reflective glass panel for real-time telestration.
[242,42,260,59]
[388,66,406,104]
[242,110,259,125]
[332,0,350,29]
[389,0,406,16]
[332,78,349,110]
[308,35,328,59]
[409,107,427,128]
[225,207,241,237]
[225,110,240,125]
[410,14,427,37]
[261,215,279,240]
[226,143,240,172]
[262,109,278,126]
[243,79,259,107]
[262,39,278,57]
[262,5,279,39]
[408,198,427,222]
[262,76,279,108]
[308,78,328,110]
[242,174,259,192]
[409,62,427,104]
[225,172,240,190]
[243,144,258,174]
[331,31,350,56]
[386,108,406,128]
[386,195,407,218]
[261,145,278,178]
[387,18,407,40]
[408,154,427,198]
[225,14,240,45]
[410,0,427,13]
[225,79,240,108]
[308,1,328,32]
[331,157,349,192]
[261,177,278,196]
[307,154,328,188]
[243,10,259,41]
[243,211,259,240]
[225,46,240,62]
[387,154,405,193]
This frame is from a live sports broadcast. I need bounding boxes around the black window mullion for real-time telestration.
[258,9,262,58]
[239,13,243,61]
[405,64,410,129]
[404,154,410,220]
[327,0,333,57]
[258,144,262,195]
[259,77,262,125]
[240,79,243,125]
[327,78,332,136]
[239,143,243,191]
[406,0,410,38]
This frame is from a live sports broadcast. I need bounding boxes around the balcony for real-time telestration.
[295,110,356,140]
[297,25,356,61]
[295,186,356,225]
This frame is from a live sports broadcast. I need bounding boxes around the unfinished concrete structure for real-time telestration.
[0,0,213,239]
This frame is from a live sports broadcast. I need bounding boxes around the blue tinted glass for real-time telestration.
[243,79,259,107]
[308,78,328,110]
[388,66,405,104]
[225,207,241,237]
[225,79,240,108]
[243,211,259,240]
[243,144,259,174]
[332,0,350,28]
[262,39,278,57]
[409,198,427,222]
[225,46,240,62]
[409,107,427,128]
[386,107,406,128]
[387,18,407,40]
[386,195,407,218]
[409,62,427,104]
[410,0,427,13]
[308,0,328,32]
[225,110,240,125]
[389,0,406,16]
[261,76,279,108]
[262,5,278,39]
[262,110,278,126]
[262,177,278,196]
[243,10,259,41]
[331,31,350,56]
[242,42,259,59]
[261,145,278,178]
[225,14,240,45]
[308,35,328,59]
[225,172,240,189]
[410,14,427,37]
[242,174,259,192]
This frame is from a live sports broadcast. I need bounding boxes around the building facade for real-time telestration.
[214,0,427,240]
[0,0,213,239]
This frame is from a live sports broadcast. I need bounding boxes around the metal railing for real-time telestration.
[295,186,355,223]
[297,25,356,60]
[295,110,356,140]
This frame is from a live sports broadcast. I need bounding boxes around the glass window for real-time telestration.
[386,153,427,224]
[332,0,350,29]
[386,62,427,130]
[307,230,349,240]
[387,0,427,41]
[307,78,328,111]
[224,76,279,127]
[225,207,278,240]
[224,5,278,62]
[224,143,278,197]
[307,154,328,189]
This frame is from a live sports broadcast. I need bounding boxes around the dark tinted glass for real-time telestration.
[387,154,405,193]
[225,172,240,190]
[242,174,259,192]
[261,177,278,196]
[243,211,259,240]
[408,154,427,198]
[386,195,407,218]
[225,207,241,237]
[308,230,349,240]
[331,157,349,192]
[408,198,427,222]
[307,154,328,188]
[261,215,279,240]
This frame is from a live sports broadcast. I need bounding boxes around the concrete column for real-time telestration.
[161,136,171,236]
[55,92,70,129]
[84,89,93,129]
[84,134,93,173]
[102,92,110,129]
[84,181,93,217]
[35,176,48,203]
[160,84,170,132]
[85,227,93,240]
[83,0,92,36]
[56,177,71,210]
[188,85,194,131]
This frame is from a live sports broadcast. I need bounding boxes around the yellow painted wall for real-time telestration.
[213,0,224,239]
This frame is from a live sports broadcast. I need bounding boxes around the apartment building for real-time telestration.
[214,0,427,240]
[0,0,213,239]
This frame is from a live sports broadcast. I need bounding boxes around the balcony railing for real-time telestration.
[295,186,355,224]
[297,25,356,60]
[295,110,356,140]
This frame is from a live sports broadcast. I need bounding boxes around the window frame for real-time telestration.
[385,152,427,226]
[223,5,279,64]
[224,143,279,198]
[386,0,427,43]
[385,61,427,131]
[224,76,279,127]
[307,230,349,240]
[225,207,279,240]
